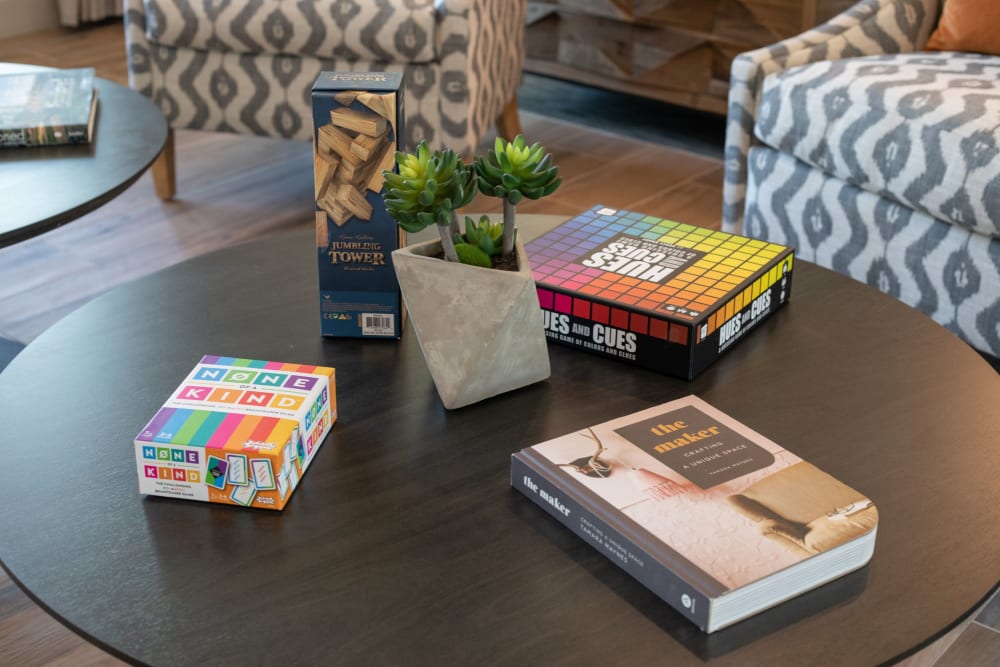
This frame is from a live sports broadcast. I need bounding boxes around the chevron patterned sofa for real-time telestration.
[723,0,1000,360]
[124,0,525,199]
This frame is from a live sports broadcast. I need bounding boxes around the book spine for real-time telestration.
[0,125,89,147]
[511,453,712,631]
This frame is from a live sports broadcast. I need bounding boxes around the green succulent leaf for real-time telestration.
[379,140,479,240]
[454,243,492,267]
[477,235,497,256]
[500,173,520,190]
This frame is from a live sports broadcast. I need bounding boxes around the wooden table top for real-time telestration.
[0,63,167,247]
[0,220,998,666]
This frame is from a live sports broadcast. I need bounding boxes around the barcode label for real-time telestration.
[362,314,395,336]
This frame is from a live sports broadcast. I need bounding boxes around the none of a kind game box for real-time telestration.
[313,71,404,339]
[135,356,336,511]
[526,207,794,380]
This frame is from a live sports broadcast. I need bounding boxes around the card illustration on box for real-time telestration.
[526,206,794,379]
[134,356,336,511]
[313,72,405,339]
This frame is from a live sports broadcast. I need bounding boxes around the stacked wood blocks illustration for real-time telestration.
[314,91,397,227]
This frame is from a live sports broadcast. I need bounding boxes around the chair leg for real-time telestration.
[495,94,522,140]
[151,128,176,201]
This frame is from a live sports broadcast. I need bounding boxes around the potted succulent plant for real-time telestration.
[382,136,562,409]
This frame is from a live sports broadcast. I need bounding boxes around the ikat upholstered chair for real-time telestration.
[124,0,525,200]
[724,0,1000,360]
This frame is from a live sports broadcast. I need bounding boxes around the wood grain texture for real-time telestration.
[0,18,996,667]
[0,22,726,346]
[526,0,858,114]
[2,233,1000,665]
[0,65,167,245]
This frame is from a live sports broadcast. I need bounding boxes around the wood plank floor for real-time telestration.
[0,21,724,345]
[0,19,996,667]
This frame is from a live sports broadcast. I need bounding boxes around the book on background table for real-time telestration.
[0,67,98,147]
[511,395,878,633]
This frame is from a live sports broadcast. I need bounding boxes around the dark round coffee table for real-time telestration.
[0,63,167,247]
[0,222,998,666]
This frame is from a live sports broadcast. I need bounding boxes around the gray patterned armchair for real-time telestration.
[124,0,525,200]
[723,0,1000,360]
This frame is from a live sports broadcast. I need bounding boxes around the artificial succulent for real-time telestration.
[382,141,476,262]
[473,135,561,257]
[383,136,560,268]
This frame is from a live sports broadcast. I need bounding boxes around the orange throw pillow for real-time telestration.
[925,0,1000,55]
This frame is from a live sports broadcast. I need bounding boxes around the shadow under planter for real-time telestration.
[392,238,551,409]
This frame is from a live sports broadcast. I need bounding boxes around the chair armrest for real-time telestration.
[435,0,526,155]
[123,0,154,99]
[721,0,941,233]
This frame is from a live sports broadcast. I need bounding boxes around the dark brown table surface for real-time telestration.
[0,63,167,247]
[0,225,998,666]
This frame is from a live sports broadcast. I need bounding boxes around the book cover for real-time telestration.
[0,67,98,148]
[526,206,794,379]
[511,395,877,633]
[134,356,336,511]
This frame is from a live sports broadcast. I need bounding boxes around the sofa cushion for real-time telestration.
[143,0,437,64]
[755,52,1000,239]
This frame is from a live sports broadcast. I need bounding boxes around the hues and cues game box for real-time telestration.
[313,71,404,338]
[135,356,336,511]
[526,207,794,380]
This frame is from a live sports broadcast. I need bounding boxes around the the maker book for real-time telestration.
[511,395,877,633]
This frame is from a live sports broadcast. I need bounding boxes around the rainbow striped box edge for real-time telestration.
[134,356,337,510]
[526,206,794,380]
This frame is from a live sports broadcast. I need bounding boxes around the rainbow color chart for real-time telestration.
[134,356,336,511]
[526,207,794,379]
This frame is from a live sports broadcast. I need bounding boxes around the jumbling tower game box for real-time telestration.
[313,71,404,338]
[134,356,336,511]
[526,207,794,379]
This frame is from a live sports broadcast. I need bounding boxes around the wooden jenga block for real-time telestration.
[321,189,352,227]
[366,140,397,192]
[330,107,387,137]
[356,92,392,120]
[334,91,359,106]
[350,130,386,161]
[337,183,373,221]
[314,153,339,200]
[348,150,381,190]
[315,211,328,248]
[337,158,361,183]
[318,124,362,164]
[380,94,397,129]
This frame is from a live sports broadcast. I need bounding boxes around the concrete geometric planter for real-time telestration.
[392,238,551,409]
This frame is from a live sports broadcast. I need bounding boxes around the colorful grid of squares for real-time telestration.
[537,288,690,346]
[700,255,794,342]
[526,207,790,321]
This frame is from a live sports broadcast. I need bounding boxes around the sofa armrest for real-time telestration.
[436,0,526,155]
[721,0,941,233]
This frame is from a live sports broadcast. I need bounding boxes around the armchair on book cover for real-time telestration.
[123,0,525,200]
[727,463,877,557]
